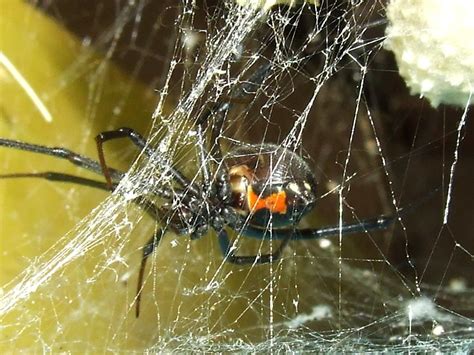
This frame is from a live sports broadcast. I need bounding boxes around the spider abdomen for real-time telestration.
[223,144,318,228]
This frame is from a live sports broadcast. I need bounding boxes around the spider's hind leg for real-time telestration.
[217,229,291,265]
[194,62,273,180]
[196,62,272,128]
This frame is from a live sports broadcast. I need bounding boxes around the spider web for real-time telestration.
[1,0,473,352]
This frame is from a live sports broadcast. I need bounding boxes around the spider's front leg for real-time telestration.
[95,128,148,189]
[135,229,165,318]
[134,192,213,317]
[0,138,122,180]
[94,127,194,193]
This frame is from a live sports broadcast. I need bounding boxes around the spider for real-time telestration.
[0,65,394,317]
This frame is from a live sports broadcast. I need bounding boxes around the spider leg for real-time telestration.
[0,138,122,181]
[95,127,148,189]
[218,228,291,264]
[196,62,272,162]
[195,123,212,189]
[0,171,178,205]
[241,216,394,241]
[95,127,195,193]
[293,216,394,240]
[0,171,118,191]
[132,198,189,318]
[135,228,165,318]
[1,136,181,318]
[231,62,272,100]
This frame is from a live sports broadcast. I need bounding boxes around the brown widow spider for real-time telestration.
[0,64,394,317]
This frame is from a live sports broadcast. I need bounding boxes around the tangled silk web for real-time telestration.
[1,0,473,352]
